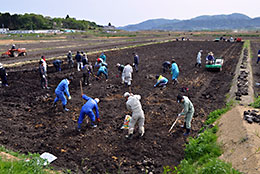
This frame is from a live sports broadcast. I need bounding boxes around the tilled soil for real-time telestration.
[0,35,170,65]
[250,41,260,96]
[0,41,242,173]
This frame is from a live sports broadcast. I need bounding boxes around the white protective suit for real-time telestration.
[126,94,145,136]
[122,64,133,85]
[197,51,201,64]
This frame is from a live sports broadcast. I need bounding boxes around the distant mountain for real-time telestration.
[117,19,180,31]
[118,13,260,31]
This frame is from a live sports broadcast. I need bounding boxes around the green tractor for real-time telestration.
[205,57,224,71]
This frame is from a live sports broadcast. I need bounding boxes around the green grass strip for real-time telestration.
[163,101,241,174]
[0,146,59,174]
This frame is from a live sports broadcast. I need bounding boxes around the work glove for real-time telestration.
[68,96,72,100]
[42,75,45,78]
[154,85,156,88]
[97,118,101,122]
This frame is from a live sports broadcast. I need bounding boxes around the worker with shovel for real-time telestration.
[52,77,73,111]
[77,94,100,132]
[177,94,194,136]
[124,92,145,139]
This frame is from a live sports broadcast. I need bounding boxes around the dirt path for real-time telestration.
[218,41,260,174]
[217,106,260,174]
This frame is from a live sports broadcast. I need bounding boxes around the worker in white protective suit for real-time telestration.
[124,92,145,139]
[122,63,133,86]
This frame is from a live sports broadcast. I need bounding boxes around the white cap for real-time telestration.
[0,63,3,68]
[94,98,100,103]
[123,92,130,98]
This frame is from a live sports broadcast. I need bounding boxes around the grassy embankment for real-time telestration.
[163,100,241,174]
[0,146,60,174]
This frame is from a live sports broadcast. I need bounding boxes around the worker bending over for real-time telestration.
[97,65,108,81]
[77,94,100,131]
[53,77,72,111]
[154,75,168,88]
[162,61,171,73]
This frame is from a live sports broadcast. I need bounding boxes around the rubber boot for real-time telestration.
[76,124,81,132]
[183,128,190,136]
[181,122,186,129]
[52,102,57,108]
[125,134,133,140]
[63,105,69,112]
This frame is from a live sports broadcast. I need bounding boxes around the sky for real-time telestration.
[0,0,259,27]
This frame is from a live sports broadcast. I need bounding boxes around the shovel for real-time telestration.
[168,116,179,133]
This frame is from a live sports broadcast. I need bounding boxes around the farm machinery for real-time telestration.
[1,48,27,58]
[205,57,224,71]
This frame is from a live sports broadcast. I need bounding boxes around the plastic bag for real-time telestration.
[121,115,131,129]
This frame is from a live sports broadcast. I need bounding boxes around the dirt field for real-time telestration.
[0,41,243,173]
[250,42,260,96]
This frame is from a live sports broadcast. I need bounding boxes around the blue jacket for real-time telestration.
[100,53,106,62]
[171,63,179,74]
[75,53,82,62]
[258,50,260,55]
[82,95,99,118]
[98,66,108,74]
[55,79,70,98]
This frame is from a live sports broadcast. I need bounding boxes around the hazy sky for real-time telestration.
[0,0,259,27]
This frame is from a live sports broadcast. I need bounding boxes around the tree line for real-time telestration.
[0,13,101,30]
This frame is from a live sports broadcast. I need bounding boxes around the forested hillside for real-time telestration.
[0,13,101,30]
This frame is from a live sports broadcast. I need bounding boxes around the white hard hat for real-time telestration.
[0,63,2,68]
[94,98,100,103]
[116,63,120,67]
[123,92,130,98]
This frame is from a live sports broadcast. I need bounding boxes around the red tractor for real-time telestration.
[1,48,27,58]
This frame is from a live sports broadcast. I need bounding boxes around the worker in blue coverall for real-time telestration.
[52,77,72,111]
[97,65,108,80]
[99,52,106,62]
[154,75,168,88]
[77,94,100,132]
[171,59,179,85]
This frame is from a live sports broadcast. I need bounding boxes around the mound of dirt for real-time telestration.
[217,106,260,174]
[0,41,243,173]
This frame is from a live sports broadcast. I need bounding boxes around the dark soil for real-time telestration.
[0,41,243,173]
[250,41,260,96]
[0,35,166,65]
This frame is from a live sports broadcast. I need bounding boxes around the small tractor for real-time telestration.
[205,57,224,71]
[1,48,27,58]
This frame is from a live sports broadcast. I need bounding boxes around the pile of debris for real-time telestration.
[236,49,249,100]
[244,110,260,124]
